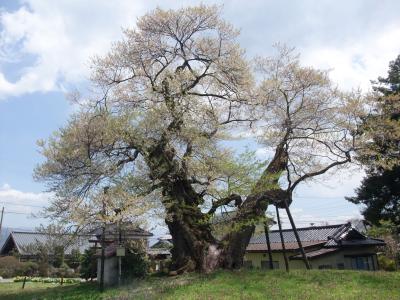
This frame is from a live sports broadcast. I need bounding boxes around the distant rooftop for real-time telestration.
[0,231,92,256]
[248,222,385,253]
[250,224,345,245]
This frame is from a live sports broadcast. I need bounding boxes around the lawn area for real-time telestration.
[0,270,399,300]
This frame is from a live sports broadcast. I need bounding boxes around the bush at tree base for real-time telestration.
[121,247,149,279]
[80,248,97,280]
[378,255,397,271]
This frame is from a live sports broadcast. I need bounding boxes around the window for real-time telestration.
[318,265,332,269]
[349,255,375,270]
[337,263,345,270]
[243,260,253,269]
[261,260,279,270]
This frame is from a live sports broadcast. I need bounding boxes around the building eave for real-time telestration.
[0,232,23,255]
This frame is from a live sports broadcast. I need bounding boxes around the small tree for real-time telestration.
[36,244,50,277]
[21,224,78,276]
[80,248,97,281]
[68,249,82,270]
[348,54,400,233]
[368,220,399,270]
[121,242,149,279]
[53,245,65,268]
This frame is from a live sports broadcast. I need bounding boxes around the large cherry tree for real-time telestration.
[35,6,361,273]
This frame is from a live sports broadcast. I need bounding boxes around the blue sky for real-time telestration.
[1,0,400,233]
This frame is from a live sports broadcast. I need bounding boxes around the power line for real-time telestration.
[0,201,46,209]
[270,205,358,212]
[1,208,45,216]
[4,210,35,215]
[294,196,349,199]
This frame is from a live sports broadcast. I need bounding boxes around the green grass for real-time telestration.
[0,270,399,300]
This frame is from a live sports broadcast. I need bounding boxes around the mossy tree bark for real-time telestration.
[145,137,290,273]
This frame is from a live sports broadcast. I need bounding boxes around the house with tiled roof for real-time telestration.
[244,222,386,270]
[147,235,172,273]
[0,231,92,260]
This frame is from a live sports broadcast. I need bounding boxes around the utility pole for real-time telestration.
[115,208,122,286]
[118,230,122,286]
[276,205,289,272]
[100,187,108,292]
[0,207,4,237]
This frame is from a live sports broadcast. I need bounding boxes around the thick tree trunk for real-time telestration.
[146,138,290,273]
[146,144,220,273]
[163,196,217,273]
[219,142,289,269]
[219,189,288,269]
[163,190,288,273]
[166,213,221,274]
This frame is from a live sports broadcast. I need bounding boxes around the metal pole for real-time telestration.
[100,223,105,292]
[264,221,274,270]
[283,199,311,269]
[118,256,122,285]
[100,188,108,292]
[276,205,289,272]
[0,207,4,236]
[118,217,122,286]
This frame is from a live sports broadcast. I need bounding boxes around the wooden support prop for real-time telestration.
[276,205,289,272]
[283,199,311,269]
[22,276,27,289]
[263,222,274,270]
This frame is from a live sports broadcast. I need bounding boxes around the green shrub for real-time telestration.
[67,249,82,270]
[0,257,40,278]
[0,256,23,278]
[378,255,397,271]
[80,248,97,280]
[53,262,77,278]
[21,261,39,276]
[38,260,49,277]
[121,247,149,279]
[53,246,65,268]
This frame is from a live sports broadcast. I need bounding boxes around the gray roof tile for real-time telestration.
[250,224,346,244]
[1,231,92,256]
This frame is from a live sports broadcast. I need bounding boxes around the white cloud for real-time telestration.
[1,1,400,99]
[269,206,363,230]
[264,167,366,229]
[0,183,51,214]
[0,1,146,98]
[301,26,400,91]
